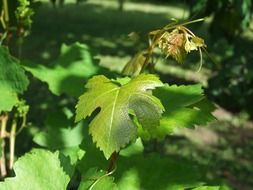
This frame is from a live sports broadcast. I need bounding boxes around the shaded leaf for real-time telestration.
[75,74,164,159]
[33,110,86,176]
[115,153,218,190]
[33,121,85,149]
[0,149,70,190]
[139,84,216,139]
[0,46,29,112]
[77,136,223,190]
[23,42,112,97]
[78,168,118,190]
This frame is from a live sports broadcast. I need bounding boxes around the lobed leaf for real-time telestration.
[0,149,70,190]
[23,42,112,97]
[138,84,216,139]
[75,74,164,159]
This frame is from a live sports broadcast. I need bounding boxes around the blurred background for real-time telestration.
[1,0,253,189]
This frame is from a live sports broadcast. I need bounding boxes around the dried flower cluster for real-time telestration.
[157,26,206,64]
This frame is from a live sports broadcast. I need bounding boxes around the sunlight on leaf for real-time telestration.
[0,47,29,112]
[75,74,164,159]
[0,149,70,190]
[23,42,112,97]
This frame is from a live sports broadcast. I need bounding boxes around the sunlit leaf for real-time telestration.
[75,74,164,159]
[0,149,70,190]
[0,46,29,112]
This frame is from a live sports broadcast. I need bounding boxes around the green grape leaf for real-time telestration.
[78,168,118,190]
[75,74,164,159]
[119,138,144,157]
[77,136,223,190]
[0,86,18,112]
[115,153,219,190]
[33,121,85,149]
[33,109,86,176]
[0,46,29,112]
[22,42,112,97]
[0,149,70,190]
[140,84,216,139]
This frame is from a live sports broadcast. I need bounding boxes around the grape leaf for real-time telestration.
[33,109,86,176]
[0,46,29,112]
[78,168,118,190]
[77,138,224,190]
[33,121,85,149]
[115,154,207,190]
[0,149,70,190]
[75,74,164,159]
[139,84,216,139]
[22,42,112,97]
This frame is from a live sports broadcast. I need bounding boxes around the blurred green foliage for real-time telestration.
[187,0,253,117]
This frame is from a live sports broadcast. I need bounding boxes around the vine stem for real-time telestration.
[0,114,8,177]
[2,0,9,24]
[1,0,9,30]
[9,119,17,169]
[107,151,118,173]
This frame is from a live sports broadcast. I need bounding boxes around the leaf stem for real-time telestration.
[107,151,118,173]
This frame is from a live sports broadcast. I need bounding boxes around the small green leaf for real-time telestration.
[22,43,112,97]
[75,74,164,159]
[0,149,70,190]
[0,86,18,112]
[0,46,29,112]
[78,168,118,190]
[119,138,144,157]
